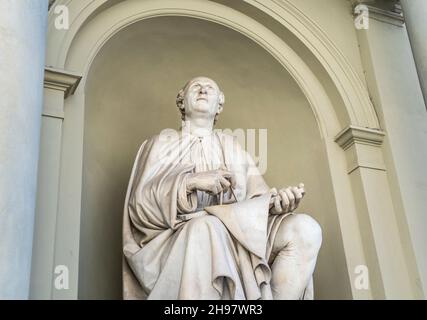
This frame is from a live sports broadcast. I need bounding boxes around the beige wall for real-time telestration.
[81,16,350,299]
[287,0,366,84]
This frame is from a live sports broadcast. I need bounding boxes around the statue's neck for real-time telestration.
[181,118,214,137]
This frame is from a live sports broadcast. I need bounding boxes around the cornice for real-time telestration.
[44,67,82,98]
[335,125,385,150]
[352,0,404,27]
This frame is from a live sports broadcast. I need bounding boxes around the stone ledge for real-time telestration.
[44,67,82,98]
[367,5,404,27]
[335,125,385,150]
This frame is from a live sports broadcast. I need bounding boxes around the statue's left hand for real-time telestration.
[270,183,305,214]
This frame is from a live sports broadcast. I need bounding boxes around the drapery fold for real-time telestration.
[122,131,305,299]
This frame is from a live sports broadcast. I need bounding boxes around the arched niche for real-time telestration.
[81,16,350,299]
[42,0,408,301]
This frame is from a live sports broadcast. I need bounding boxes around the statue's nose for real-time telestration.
[199,87,207,94]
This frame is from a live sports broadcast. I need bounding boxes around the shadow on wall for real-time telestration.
[80,16,348,299]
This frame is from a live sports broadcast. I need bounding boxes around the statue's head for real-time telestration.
[176,76,225,124]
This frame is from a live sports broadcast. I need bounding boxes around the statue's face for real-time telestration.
[183,77,222,121]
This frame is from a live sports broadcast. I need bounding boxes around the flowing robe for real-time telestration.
[122,130,292,300]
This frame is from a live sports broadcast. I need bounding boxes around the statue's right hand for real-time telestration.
[186,170,236,195]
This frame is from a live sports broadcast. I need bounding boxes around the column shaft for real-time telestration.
[0,0,48,299]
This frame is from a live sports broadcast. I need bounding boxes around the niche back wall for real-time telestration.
[81,16,348,299]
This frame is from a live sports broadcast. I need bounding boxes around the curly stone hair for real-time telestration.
[176,81,225,124]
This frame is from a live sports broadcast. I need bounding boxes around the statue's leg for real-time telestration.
[269,213,322,300]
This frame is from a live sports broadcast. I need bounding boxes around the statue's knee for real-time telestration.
[185,215,223,232]
[287,214,322,254]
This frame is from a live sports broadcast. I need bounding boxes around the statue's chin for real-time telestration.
[192,102,212,114]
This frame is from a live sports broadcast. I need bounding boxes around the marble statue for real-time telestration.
[122,77,322,300]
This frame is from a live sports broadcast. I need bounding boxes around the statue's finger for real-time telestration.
[219,176,231,191]
[270,187,278,196]
[209,178,222,195]
[274,195,282,213]
[291,187,302,206]
[279,190,289,212]
[298,183,306,196]
[284,188,295,211]
[213,183,222,195]
[208,184,216,195]
[221,171,236,188]
[228,173,237,188]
